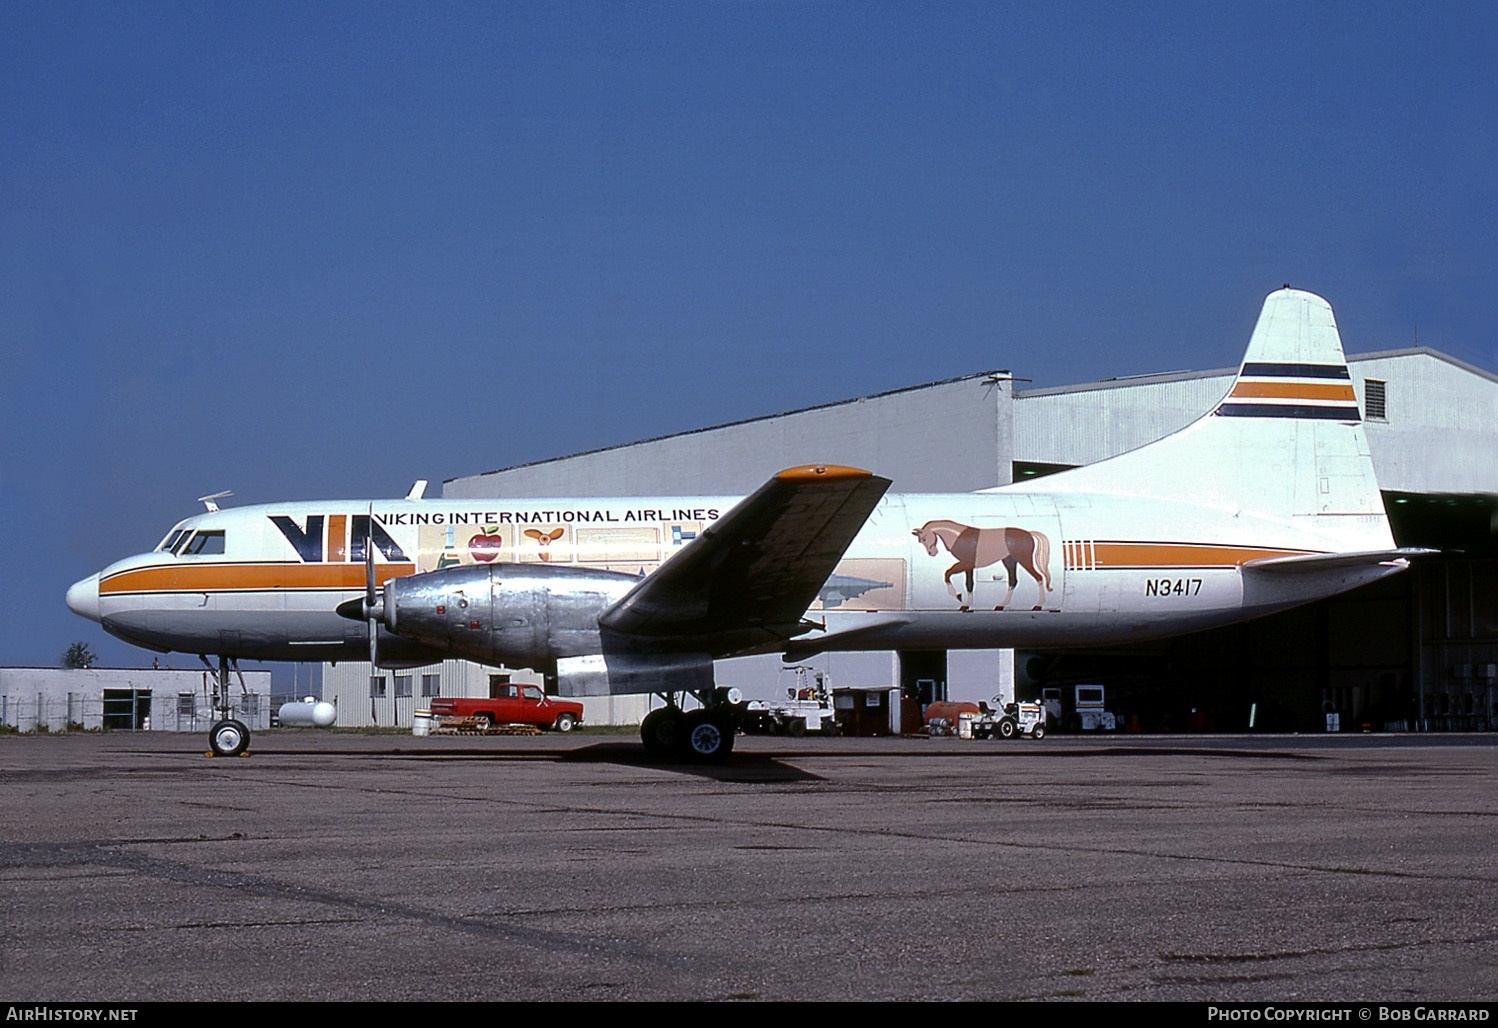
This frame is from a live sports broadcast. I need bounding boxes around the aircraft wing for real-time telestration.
[1241,548,1435,573]
[598,465,892,656]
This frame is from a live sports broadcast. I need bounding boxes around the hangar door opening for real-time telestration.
[102,689,152,731]
[899,651,946,731]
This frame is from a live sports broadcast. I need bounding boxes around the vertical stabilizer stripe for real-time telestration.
[1215,403,1361,420]
[1239,362,1350,379]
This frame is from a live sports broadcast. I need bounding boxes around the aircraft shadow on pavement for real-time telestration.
[275,740,830,783]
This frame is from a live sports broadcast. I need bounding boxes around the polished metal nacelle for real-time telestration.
[383,562,641,669]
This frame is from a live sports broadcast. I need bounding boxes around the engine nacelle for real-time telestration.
[382,562,641,670]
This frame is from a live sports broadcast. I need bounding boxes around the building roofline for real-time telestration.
[446,370,1007,485]
[447,346,1495,485]
[1014,346,1498,399]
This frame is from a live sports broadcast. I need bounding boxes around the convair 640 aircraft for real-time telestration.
[68,289,1419,760]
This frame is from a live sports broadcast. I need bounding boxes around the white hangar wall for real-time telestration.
[1352,350,1498,495]
[445,373,1015,499]
[1014,349,1498,494]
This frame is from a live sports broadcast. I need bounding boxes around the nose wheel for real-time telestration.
[208,718,250,757]
[201,654,253,757]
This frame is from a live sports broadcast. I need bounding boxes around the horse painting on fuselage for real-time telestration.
[912,519,1053,611]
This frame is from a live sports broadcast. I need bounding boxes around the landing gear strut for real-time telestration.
[202,654,252,757]
[640,687,741,763]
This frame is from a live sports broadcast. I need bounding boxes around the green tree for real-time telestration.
[61,642,97,669]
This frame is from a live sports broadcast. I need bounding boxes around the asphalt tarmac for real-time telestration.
[1,729,1494,1002]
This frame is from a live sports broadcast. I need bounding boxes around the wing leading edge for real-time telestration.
[598,465,892,657]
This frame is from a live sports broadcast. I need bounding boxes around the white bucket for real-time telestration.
[412,711,434,737]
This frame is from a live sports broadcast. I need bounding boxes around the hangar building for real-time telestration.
[326,345,1497,734]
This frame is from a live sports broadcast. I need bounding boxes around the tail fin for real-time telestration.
[1214,289,1361,422]
[1006,288,1394,551]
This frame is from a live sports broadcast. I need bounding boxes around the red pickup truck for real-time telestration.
[429,685,584,732]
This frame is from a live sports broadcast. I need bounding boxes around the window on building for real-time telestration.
[177,693,195,716]
[421,673,440,698]
[1364,379,1387,421]
[369,676,387,698]
[395,675,412,699]
[243,693,259,716]
[488,673,511,698]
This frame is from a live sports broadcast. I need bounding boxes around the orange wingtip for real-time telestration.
[776,464,874,481]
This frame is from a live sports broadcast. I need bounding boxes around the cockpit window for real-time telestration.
[179,531,226,556]
[158,529,187,553]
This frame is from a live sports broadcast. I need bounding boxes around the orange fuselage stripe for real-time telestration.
[100,562,417,595]
[1090,543,1311,568]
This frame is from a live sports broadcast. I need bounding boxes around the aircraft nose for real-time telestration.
[66,573,101,622]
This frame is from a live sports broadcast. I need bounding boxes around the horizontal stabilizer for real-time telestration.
[782,614,915,662]
[599,465,892,655]
[1242,548,1434,574]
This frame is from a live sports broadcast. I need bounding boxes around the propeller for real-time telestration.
[365,537,381,669]
[334,519,385,668]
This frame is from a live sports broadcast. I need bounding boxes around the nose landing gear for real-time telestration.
[202,655,253,757]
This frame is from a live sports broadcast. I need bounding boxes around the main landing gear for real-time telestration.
[201,654,252,757]
[640,687,743,763]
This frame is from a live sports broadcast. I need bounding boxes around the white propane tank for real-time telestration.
[277,701,337,728]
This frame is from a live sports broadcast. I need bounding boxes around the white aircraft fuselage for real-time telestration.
[65,487,1397,664]
[65,289,1419,758]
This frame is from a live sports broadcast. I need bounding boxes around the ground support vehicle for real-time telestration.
[740,667,840,736]
[970,700,1049,740]
[741,696,840,736]
[1042,685,1120,732]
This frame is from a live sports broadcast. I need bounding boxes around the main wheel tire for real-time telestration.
[553,713,576,732]
[209,719,250,757]
[679,709,735,762]
[997,718,1017,739]
[640,708,683,757]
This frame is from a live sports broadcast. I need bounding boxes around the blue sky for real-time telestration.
[3,1,1494,672]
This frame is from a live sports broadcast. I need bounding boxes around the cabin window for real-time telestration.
[180,531,226,556]
[1364,379,1387,421]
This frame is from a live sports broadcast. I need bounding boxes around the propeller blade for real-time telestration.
[364,515,380,669]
